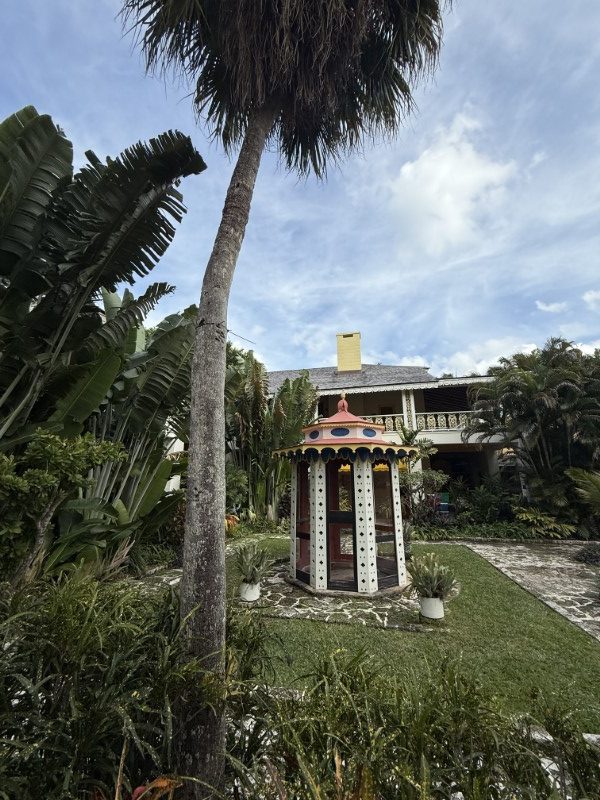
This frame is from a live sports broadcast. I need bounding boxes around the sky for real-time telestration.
[1,0,599,375]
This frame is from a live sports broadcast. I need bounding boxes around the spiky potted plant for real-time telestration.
[236,542,273,602]
[406,552,459,619]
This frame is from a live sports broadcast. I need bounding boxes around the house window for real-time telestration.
[379,405,394,416]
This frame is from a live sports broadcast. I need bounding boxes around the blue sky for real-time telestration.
[2,0,599,374]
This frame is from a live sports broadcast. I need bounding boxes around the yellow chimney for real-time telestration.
[336,331,361,372]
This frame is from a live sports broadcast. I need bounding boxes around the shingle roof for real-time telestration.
[268,363,436,394]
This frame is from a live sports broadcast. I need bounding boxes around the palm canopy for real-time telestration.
[123,0,449,174]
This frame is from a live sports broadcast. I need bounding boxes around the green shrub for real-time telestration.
[0,431,126,582]
[574,542,600,566]
[0,573,207,799]
[515,507,576,539]
[412,521,533,541]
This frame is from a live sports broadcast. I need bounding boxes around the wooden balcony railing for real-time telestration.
[363,411,474,432]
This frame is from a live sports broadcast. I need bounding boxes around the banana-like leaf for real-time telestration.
[130,307,196,432]
[0,106,73,270]
[138,490,183,534]
[79,282,174,358]
[131,458,173,520]
[112,498,131,526]
[47,349,121,429]
[44,131,205,291]
[101,287,123,321]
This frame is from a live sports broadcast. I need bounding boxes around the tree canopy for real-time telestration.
[123,0,449,174]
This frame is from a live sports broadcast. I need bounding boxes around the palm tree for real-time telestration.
[122,2,450,793]
[466,338,600,514]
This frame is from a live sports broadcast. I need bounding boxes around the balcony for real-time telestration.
[363,410,475,432]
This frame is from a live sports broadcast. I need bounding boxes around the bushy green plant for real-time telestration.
[406,552,458,600]
[0,573,206,799]
[235,543,273,584]
[515,507,576,539]
[225,461,249,513]
[0,430,126,582]
[227,650,600,799]
[413,521,535,541]
[574,543,600,566]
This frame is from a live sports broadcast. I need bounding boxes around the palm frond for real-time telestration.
[122,0,449,177]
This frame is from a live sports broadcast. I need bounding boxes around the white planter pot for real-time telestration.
[419,596,444,619]
[239,581,261,602]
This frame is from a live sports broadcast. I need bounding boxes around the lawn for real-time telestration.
[228,536,600,730]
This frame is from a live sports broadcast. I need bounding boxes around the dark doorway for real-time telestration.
[326,461,357,591]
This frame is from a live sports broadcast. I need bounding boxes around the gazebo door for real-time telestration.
[326,460,357,591]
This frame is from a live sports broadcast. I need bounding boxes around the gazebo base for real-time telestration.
[284,575,409,599]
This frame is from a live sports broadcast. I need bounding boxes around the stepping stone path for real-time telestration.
[467,541,600,641]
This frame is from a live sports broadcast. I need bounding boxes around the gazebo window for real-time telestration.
[373,461,398,588]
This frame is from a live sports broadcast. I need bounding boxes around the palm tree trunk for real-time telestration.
[179,105,274,798]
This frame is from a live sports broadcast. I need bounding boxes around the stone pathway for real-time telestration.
[466,541,600,641]
[242,565,440,632]
[143,560,434,632]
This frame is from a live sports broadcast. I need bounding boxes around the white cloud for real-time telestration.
[529,151,547,169]
[583,290,600,312]
[578,339,600,355]
[429,337,537,376]
[535,300,567,313]
[384,113,516,257]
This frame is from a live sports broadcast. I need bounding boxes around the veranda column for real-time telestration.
[408,390,418,430]
[401,390,411,429]
[390,460,407,584]
[309,459,327,591]
[289,461,297,578]
[353,459,378,594]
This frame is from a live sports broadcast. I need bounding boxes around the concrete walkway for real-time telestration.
[466,541,600,641]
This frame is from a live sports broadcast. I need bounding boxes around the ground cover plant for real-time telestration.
[0,574,205,799]
[228,650,600,799]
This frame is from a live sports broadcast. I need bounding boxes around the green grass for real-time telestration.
[229,538,600,729]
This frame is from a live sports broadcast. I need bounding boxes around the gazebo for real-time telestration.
[273,394,415,595]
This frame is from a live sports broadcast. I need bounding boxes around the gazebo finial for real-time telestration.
[337,391,348,412]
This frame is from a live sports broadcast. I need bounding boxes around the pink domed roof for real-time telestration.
[300,394,390,447]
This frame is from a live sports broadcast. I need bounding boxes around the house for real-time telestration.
[268,331,502,485]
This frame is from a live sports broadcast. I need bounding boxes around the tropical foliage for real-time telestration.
[225,348,317,519]
[465,338,600,521]
[0,575,202,799]
[0,105,205,447]
[0,106,205,579]
[0,431,125,581]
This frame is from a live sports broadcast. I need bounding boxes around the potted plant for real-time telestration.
[406,552,459,619]
[236,542,273,602]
